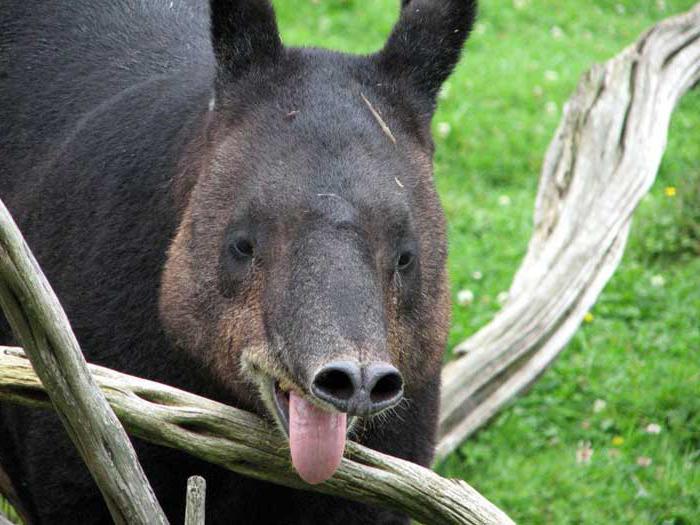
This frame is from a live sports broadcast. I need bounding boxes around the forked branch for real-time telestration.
[0,201,167,525]
[0,347,512,525]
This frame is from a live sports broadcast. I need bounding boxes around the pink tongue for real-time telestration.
[288,391,347,484]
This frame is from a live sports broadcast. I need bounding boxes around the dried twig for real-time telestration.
[360,92,397,144]
[185,476,206,525]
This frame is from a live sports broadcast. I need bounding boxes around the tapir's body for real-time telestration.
[0,1,475,523]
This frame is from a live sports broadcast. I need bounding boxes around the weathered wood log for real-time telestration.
[437,3,700,462]
[185,476,207,525]
[0,347,513,525]
[0,201,168,525]
[0,511,14,525]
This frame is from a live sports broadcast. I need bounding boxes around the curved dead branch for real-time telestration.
[438,3,700,461]
[0,201,167,524]
[0,347,512,525]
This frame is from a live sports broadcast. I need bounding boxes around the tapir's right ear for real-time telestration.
[209,0,283,86]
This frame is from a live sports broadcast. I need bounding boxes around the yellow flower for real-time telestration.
[664,186,677,197]
[612,436,624,446]
[583,312,594,323]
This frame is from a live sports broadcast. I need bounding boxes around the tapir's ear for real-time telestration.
[376,0,477,107]
[209,0,283,85]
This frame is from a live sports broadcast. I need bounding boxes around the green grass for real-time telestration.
[0,498,20,523]
[276,1,700,523]
[3,1,698,523]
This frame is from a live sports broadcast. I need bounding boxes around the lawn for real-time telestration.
[3,1,699,524]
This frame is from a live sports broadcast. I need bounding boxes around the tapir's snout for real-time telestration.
[242,199,413,485]
[264,356,405,485]
[311,360,404,417]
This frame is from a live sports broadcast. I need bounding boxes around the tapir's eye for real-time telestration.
[219,233,254,296]
[396,250,416,271]
[229,236,254,260]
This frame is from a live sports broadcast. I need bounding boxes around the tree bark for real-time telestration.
[185,476,206,525]
[0,202,168,525]
[437,3,700,462]
[0,347,513,525]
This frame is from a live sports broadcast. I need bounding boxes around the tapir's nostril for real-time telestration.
[313,364,358,402]
[366,364,404,405]
[311,361,404,416]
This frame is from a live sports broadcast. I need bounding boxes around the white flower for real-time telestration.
[615,4,626,14]
[438,83,451,100]
[544,70,559,82]
[457,289,475,306]
[650,274,666,288]
[318,16,331,32]
[593,399,607,413]
[576,441,594,464]
[513,0,528,9]
[436,122,451,138]
[645,423,662,434]
[471,271,483,281]
[545,101,558,116]
[497,291,509,305]
[498,195,511,206]
[550,26,564,40]
[637,456,653,468]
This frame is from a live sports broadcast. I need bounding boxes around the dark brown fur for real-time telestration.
[0,1,476,523]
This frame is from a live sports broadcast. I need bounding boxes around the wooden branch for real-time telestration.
[185,476,206,525]
[0,347,514,525]
[437,4,700,461]
[0,201,168,524]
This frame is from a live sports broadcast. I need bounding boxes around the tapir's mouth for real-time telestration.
[261,376,354,485]
[270,380,357,435]
[271,381,291,434]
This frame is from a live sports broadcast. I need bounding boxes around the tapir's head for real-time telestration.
[160,0,475,484]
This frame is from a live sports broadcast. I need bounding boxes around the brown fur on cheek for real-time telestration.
[214,274,269,402]
[159,203,268,407]
[384,146,451,390]
[385,271,450,392]
[159,204,204,350]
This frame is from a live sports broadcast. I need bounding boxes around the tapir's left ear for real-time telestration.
[376,0,477,108]
[209,0,283,86]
